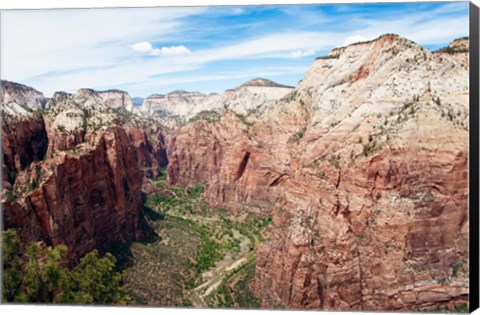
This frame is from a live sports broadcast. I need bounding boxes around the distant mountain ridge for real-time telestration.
[135,77,294,126]
[237,78,294,89]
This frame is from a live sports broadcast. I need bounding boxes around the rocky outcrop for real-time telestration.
[166,34,469,310]
[1,81,49,188]
[254,146,468,311]
[2,85,167,262]
[127,124,168,179]
[238,78,293,88]
[3,127,154,262]
[1,80,47,114]
[97,89,135,112]
[42,87,168,173]
[222,79,293,116]
[139,91,210,118]
[167,112,275,211]
[256,35,469,311]
[434,37,469,67]
[1,114,48,187]
[436,37,469,53]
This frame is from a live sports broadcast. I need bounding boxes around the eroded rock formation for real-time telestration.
[1,84,167,261]
[166,34,470,310]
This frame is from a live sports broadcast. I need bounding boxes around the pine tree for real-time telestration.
[2,229,127,304]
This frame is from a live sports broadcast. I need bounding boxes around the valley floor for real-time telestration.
[123,171,272,308]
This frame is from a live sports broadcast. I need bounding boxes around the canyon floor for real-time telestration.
[123,170,272,308]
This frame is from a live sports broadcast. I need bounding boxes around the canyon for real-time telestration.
[1,34,470,310]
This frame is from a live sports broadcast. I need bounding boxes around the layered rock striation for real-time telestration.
[1,84,167,261]
[166,34,470,310]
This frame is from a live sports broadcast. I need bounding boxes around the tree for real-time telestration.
[2,229,127,304]
[70,250,127,304]
[2,229,22,301]
[20,242,70,302]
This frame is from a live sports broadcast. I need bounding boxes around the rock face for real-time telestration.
[97,89,135,112]
[434,37,469,67]
[1,81,49,187]
[167,34,469,310]
[3,127,152,262]
[1,114,48,187]
[438,37,469,53]
[140,90,210,119]
[1,84,166,262]
[127,124,168,179]
[1,80,46,114]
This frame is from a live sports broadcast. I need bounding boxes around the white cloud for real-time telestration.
[130,41,155,54]
[179,31,339,65]
[1,7,206,90]
[0,3,469,96]
[130,41,191,57]
[156,45,191,57]
[290,49,315,58]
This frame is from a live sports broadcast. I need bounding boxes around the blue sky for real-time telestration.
[1,1,469,97]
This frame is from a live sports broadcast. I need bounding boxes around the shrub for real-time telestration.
[328,155,341,170]
[288,127,307,144]
[188,110,221,123]
[363,140,380,157]
[234,113,253,127]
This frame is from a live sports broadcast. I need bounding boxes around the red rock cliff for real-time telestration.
[166,34,470,310]
[3,127,155,261]
[1,85,167,262]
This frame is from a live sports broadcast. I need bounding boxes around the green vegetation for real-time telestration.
[123,215,201,306]
[190,224,225,274]
[314,55,339,60]
[362,138,381,157]
[421,191,436,202]
[218,283,233,307]
[207,260,260,308]
[451,259,467,278]
[229,261,261,308]
[125,172,272,307]
[4,190,19,203]
[233,112,254,127]
[188,110,222,123]
[328,155,341,170]
[408,191,437,203]
[2,229,126,304]
[434,45,468,54]
[282,90,298,102]
[417,302,469,313]
[146,192,270,275]
[288,127,307,144]
[111,107,134,125]
[56,124,66,133]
